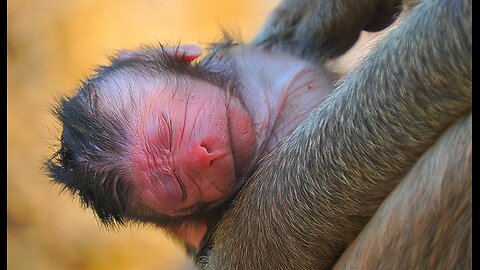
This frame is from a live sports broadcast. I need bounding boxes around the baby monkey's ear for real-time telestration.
[115,44,203,63]
[169,44,202,62]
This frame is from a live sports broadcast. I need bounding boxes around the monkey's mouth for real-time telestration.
[171,152,237,211]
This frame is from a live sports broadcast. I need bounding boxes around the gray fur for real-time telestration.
[202,0,471,269]
[334,113,472,269]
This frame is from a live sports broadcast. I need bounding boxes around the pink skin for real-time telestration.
[121,45,333,249]
[129,79,255,216]
[165,222,208,249]
[125,45,256,248]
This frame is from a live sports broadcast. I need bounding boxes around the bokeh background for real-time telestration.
[7,1,279,269]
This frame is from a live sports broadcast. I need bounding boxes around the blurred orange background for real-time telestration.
[7,1,279,269]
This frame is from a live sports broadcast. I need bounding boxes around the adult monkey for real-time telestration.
[199,0,471,269]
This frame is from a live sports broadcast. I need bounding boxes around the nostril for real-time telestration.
[192,139,226,169]
[200,143,212,154]
[199,144,215,166]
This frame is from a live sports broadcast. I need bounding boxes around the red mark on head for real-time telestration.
[172,44,202,62]
[116,44,202,63]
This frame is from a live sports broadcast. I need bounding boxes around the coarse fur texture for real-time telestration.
[333,113,472,269]
[200,0,471,269]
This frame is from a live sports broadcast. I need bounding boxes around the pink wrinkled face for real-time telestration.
[127,79,256,217]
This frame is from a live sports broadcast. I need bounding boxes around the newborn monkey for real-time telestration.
[47,41,334,251]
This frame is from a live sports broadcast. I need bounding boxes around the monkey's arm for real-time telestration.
[334,113,472,269]
[253,0,402,62]
[203,0,471,269]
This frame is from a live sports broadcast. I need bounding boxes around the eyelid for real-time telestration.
[160,113,187,201]
[161,113,173,153]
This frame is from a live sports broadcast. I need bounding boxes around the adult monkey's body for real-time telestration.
[200,0,471,269]
[334,113,472,269]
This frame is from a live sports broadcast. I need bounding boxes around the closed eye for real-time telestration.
[161,113,173,153]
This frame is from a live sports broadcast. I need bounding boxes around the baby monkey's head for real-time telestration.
[47,44,256,229]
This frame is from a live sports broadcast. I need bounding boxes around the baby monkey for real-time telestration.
[47,40,334,252]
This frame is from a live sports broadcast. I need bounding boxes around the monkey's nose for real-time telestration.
[190,142,227,169]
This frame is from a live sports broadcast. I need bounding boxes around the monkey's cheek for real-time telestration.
[226,102,256,170]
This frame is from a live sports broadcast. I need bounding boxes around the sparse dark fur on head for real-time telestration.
[46,41,241,227]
